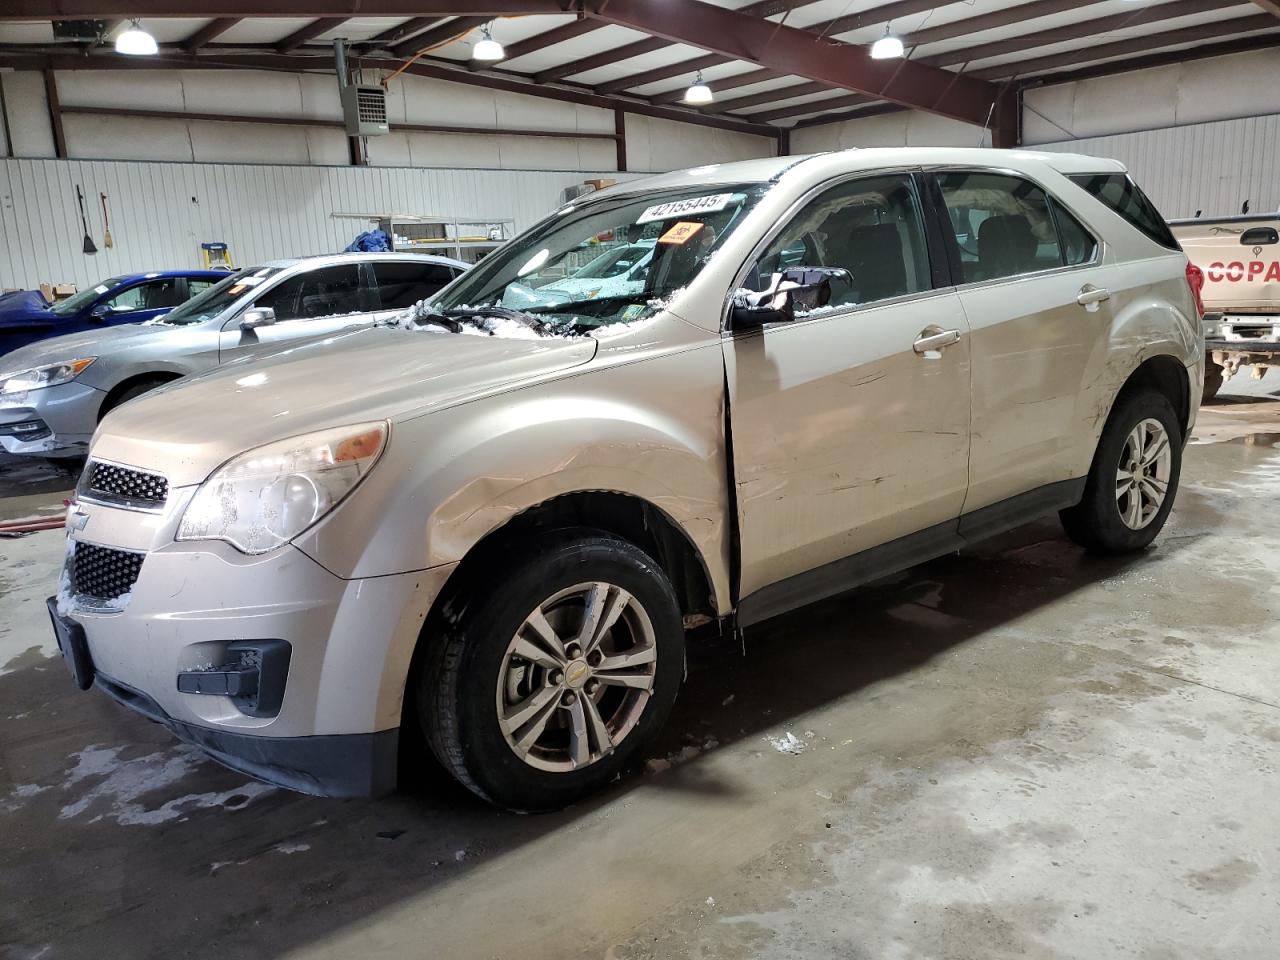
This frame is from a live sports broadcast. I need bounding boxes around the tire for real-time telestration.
[100,378,168,420]
[1202,357,1223,403]
[1060,389,1182,555]
[420,530,685,811]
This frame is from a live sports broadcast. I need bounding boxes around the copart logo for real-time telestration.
[1204,260,1280,282]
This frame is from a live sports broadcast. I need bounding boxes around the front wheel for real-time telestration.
[1060,389,1182,554]
[420,532,685,811]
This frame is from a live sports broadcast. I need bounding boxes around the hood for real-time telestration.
[0,290,53,326]
[0,322,165,374]
[91,325,598,485]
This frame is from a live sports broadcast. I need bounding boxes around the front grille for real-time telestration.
[72,542,144,602]
[85,461,168,507]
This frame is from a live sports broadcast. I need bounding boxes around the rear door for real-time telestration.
[930,169,1113,514]
[725,170,972,605]
[218,263,372,361]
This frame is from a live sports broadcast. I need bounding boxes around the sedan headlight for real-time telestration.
[0,358,96,394]
[177,422,387,555]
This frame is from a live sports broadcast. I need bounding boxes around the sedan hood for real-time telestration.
[91,326,598,485]
[0,321,162,374]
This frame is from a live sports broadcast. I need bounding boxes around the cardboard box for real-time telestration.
[583,178,617,191]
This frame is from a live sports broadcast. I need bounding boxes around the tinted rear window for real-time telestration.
[1069,173,1178,250]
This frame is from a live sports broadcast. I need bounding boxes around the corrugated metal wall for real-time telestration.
[0,157,643,291]
[1035,112,1280,221]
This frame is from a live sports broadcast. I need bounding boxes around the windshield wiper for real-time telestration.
[443,306,550,334]
[386,302,465,332]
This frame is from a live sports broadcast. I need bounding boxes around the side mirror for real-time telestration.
[89,303,113,321]
[731,289,796,330]
[729,265,854,330]
[240,307,276,330]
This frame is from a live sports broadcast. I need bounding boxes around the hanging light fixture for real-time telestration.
[684,71,713,105]
[870,25,904,60]
[473,22,505,62]
[115,19,158,56]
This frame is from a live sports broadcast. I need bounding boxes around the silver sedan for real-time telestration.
[0,252,467,457]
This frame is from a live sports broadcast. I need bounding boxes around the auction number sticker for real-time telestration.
[637,193,733,224]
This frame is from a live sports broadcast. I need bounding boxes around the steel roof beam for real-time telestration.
[388,15,488,57]
[275,16,346,53]
[181,16,240,52]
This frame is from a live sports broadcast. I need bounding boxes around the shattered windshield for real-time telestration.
[431,183,769,332]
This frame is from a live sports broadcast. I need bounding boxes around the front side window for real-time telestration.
[435,183,770,331]
[373,261,457,309]
[1068,173,1178,250]
[161,265,287,326]
[743,173,932,312]
[938,172,1065,283]
[254,264,363,322]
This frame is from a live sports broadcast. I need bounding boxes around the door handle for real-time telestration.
[913,327,961,355]
[1076,284,1111,308]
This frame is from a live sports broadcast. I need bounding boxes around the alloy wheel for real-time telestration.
[495,581,657,773]
[1116,417,1172,530]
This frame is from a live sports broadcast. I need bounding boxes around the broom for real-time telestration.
[76,185,97,255]
[100,192,114,248]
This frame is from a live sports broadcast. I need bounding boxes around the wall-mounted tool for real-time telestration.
[75,185,97,255]
[100,192,114,248]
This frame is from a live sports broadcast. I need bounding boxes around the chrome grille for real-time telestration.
[72,543,144,602]
[84,461,168,507]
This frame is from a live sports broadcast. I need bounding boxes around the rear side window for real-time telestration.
[373,261,457,309]
[1068,173,1178,250]
[937,172,1063,282]
[1051,199,1098,266]
[255,264,362,321]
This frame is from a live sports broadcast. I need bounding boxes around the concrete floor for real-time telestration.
[2,380,1279,960]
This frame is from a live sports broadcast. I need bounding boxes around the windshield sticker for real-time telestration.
[94,285,109,294]
[636,193,733,224]
[657,221,705,246]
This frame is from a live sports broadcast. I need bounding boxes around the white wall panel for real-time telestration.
[1034,113,1280,220]
[0,157,644,291]
[790,111,991,153]
[1,72,55,159]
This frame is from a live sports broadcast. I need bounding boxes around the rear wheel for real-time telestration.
[420,531,684,811]
[1202,356,1223,403]
[1060,389,1182,554]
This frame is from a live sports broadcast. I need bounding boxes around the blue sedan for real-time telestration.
[0,270,228,357]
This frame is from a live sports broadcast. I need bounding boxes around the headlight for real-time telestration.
[0,358,96,394]
[177,422,387,555]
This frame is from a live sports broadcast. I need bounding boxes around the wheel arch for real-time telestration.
[98,370,185,421]
[1113,353,1192,438]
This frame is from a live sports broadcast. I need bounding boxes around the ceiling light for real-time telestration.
[684,71,713,105]
[473,23,504,61]
[870,33,904,60]
[115,19,158,56]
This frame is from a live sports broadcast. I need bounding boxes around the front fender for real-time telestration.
[294,340,733,613]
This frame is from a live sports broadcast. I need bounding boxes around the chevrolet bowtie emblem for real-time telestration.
[67,509,89,532]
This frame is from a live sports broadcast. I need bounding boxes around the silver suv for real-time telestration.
[0,253,467,457]
[48,149,1202,810]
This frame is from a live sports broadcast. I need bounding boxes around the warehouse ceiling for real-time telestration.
[2,0,1278,144]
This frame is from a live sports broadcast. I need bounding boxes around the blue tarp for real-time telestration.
[343,229,393,253]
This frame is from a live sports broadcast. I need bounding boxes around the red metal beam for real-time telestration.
[581,0,1011,133]
[594,52,724,96]
[3,2,566,17]
[924,0,1246,68]
[1020,30,1280,87]
[535,35,667,83]
[182,16,240,52]
[361,17,440,48]
[970,13,1279,79]
[753,91,875,123]
[614,107,626,171]
[389,15,488,57]
[710,80,829,114]
[649,66,775,105]
[275,16,346,53]
[904,0,1107,47]
[498,17,596,63]
[59,103,624,140]
[43,69,67,158]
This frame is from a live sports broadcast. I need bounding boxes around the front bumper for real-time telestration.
[0,380,102,456]
[57,492,455,797]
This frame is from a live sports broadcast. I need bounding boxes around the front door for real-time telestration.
[218,262,373,362]
[725,172,972,604]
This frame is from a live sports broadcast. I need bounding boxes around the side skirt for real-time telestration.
[736,478,1085,628]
